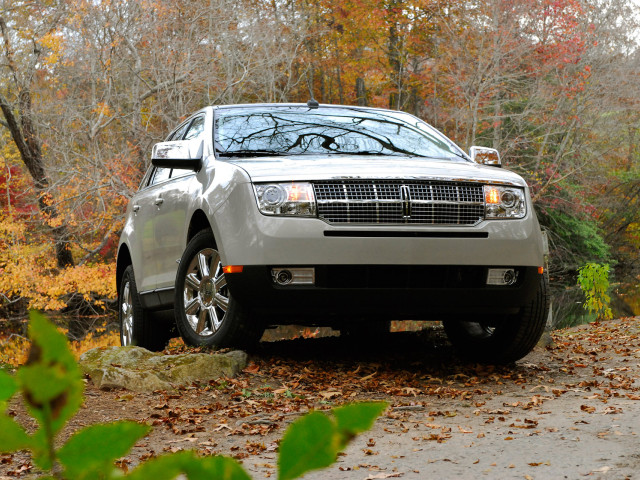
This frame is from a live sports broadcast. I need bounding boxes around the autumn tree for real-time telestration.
[0,0,638,312]
[0,0,74,268]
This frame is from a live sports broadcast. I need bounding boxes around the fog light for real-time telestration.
[271,268,315,285]
[487,268,518,286]
[275,270,293,285]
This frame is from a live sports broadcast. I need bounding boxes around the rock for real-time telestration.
[536,330,555,349]
[79,346,248,392]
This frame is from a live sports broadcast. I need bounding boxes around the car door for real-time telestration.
[129,118,194,295]
[129,166,173,294]
[152,114,207,291]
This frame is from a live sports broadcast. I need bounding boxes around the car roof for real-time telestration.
[211,103,400,115]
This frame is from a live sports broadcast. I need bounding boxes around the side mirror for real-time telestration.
[151,139,203,170]
[470,146,501,167]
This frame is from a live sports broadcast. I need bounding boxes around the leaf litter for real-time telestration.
[2,317,640,477]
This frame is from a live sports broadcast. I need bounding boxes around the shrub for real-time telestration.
[577,263,613,320]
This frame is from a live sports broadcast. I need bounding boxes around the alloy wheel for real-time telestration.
[182,248,229,337]
[120,281,134,346]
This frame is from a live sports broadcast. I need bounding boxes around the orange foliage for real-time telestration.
[0,0,636,313]
[0,137,118,312]
[0,326,120,367]
[0,333,29,366]
[67,329,121,359]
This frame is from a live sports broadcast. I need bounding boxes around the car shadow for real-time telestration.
[252,326,498,377]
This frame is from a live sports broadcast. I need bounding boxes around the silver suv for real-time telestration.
[117,103,549,363]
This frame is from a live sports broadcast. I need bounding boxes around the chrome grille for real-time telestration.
[313,180,484,225]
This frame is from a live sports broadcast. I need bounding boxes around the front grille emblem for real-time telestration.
[400,185,411,218]
[314,181,485,225]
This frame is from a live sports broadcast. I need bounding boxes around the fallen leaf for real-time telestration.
[602,406,622,415]
[580,405,596,414]
[243,363,260,374]
[364,473,403,479]
[320,391,342,400]
[593,466,611,473]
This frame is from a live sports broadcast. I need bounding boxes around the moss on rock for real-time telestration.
[79,346,247,392]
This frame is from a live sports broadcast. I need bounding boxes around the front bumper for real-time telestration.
[211,183,546,268]
[226,265,542,323]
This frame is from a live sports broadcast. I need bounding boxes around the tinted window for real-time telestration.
[214,106,466,160]
[169,121,191,141]
[183,115,205,140]
[149,167,171,185]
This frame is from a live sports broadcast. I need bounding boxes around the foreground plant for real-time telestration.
[0,312,386,479]
[577,262,614,321]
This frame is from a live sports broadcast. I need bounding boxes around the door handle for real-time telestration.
[154,198,164,206]
[132,204,140,212]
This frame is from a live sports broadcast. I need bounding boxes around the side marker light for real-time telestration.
[223,265,244,274]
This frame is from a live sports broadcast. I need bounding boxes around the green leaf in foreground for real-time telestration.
[0,415,32,452]
[278,402,387,480]
[333,402,388,437]
[0,369,17,405]
[19,311,83,435]
[278,411,339,480]
[57,421,150,479]
[126,451,194,480]
[185,456,252,480]
[126,452,251,480]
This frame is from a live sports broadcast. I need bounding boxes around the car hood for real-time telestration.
[225,155,528,187]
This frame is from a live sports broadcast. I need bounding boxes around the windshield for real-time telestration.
[214,106,468,161]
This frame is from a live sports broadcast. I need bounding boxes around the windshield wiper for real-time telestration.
[323,151,404,156]
[216,149,288,158]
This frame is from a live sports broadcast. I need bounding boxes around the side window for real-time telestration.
[149,167,171,186]
[168,121,191,141]
[148,114,204,187]
[183,115,205,140]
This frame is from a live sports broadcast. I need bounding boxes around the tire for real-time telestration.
[443,274,549,364]
[119,265,171,352]
[174,229,264,349]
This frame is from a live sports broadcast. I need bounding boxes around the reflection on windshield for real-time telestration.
[215,107,466,160]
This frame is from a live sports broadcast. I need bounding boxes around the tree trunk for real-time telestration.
[627,126,637,171]
[355,77,367,106]
[0,91,74,268]
[389,92,399,110]
[493,99,501,150]
[388,22,400,110]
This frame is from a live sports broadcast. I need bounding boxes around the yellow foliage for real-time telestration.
[0,132,119,312]
[0,203,117,310]
[37,30,65,66]
[68,329,121,359]
[91,102,113,118]
[0,250,117,311]
[0,333,29,366]
[1,326,121,366]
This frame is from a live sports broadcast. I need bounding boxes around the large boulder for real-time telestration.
[79,346,248,392]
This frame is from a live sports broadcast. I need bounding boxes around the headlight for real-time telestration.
[484,185,526,219]
[254,182,316,217]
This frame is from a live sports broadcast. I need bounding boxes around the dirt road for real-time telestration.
[2,317,640,479]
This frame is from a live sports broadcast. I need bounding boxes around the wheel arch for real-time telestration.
[116,244,132,293]
[187,209,217,247]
